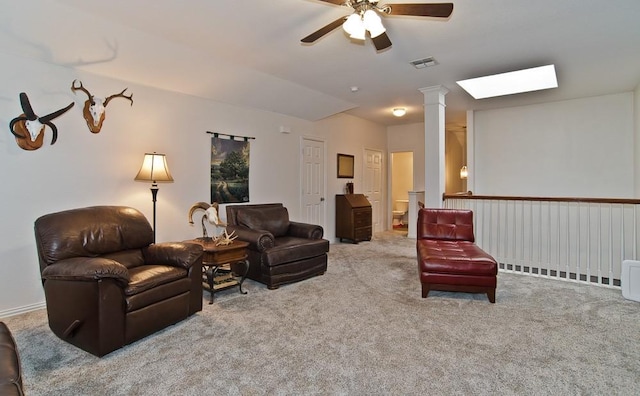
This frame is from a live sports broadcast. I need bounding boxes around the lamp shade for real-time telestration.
[134,153,174,183]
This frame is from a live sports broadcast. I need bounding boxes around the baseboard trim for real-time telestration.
[0,301,46,319]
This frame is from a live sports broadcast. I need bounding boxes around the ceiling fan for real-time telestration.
[301,1,454,51]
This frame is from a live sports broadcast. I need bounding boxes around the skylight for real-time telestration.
[456,65,558,99]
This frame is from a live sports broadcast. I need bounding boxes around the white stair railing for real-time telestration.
[443,194,640,288]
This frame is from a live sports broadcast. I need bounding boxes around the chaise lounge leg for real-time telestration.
[487,288,496,303]
[421,284,430,298]
[267,285,280,290]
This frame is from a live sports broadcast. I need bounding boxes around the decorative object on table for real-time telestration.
[71,80,133,133]
[188,201,224,239]
[9,92,74,150]
[337,153,354,178]
[134,152,174,243]
[207,131,253,204]
[346,181,354,194]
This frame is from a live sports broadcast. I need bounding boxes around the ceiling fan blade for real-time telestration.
[301,16,347,43]
[372,32,392,51]
[316,0,346,4]
[386,3,453,18]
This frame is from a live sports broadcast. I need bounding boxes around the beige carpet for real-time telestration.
[4,232,640,395]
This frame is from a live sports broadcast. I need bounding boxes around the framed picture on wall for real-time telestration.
[337,153,354,178]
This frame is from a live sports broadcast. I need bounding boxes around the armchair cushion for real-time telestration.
[125,265,188,296]
[35,206,153,271]
[225,226,275,252]
[236,206,290,237]
[417,208,475,242]
[263,237,330,267]
[143,242,203,270]
[41,257,130,286]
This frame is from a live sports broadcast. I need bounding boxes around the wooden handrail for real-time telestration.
[443,193,640,205]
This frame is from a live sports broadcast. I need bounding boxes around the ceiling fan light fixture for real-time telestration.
[350,23,366,40]
[363,9,386,38]
[343,13,363,36]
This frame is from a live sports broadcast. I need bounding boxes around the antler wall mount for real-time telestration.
[9,93,74,151]
[71,79,133,133]
[301,0,453,51]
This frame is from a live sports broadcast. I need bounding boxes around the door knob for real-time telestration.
[320,197,325,202]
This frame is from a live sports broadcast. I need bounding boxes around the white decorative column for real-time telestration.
[419,85,448,208]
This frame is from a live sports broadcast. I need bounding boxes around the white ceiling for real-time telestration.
[43,0,640,126]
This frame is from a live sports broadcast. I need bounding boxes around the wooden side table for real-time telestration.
[186,238,250,304]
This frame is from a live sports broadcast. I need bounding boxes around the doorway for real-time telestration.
[300,137,326,231]
[390,152,413,233]
[363,148,383,233]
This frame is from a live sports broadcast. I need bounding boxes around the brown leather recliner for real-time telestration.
[0,322,23,396]
[226,203,329,289]
[34,206,203,357]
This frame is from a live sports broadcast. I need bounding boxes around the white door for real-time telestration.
[364,149,383,233]
[301,137,326,229]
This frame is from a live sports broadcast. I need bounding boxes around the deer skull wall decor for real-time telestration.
[9,92,74,151]
[71,79,133,133]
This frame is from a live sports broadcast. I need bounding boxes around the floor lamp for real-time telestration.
[134,152,174,243]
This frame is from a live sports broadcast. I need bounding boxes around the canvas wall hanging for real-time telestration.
[208,132,253,204]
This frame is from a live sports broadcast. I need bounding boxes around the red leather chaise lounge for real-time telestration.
[416,208,498,303]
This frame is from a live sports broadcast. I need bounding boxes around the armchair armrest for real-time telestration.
[226,225,275,252]
[41,257,129,287]
[143,242,203,269]
[288,221,323,239]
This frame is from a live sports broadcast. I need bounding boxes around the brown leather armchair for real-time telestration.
[226,203,329,289]
[34,206,203,357]
[0,322,23,396]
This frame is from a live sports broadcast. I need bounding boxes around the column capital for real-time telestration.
[419,85,449,105]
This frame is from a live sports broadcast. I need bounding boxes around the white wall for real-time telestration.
[473,93,635,197]
[315,113,388,239]
[0,61,387,316]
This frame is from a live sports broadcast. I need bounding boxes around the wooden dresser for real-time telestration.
[336,194,372,243]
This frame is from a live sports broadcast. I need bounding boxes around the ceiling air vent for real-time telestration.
[410,56,437,69]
